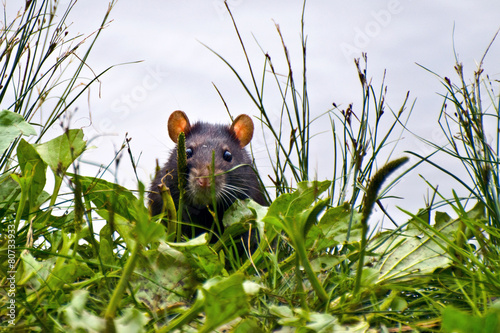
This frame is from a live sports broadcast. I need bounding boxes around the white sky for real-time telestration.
[6,1,500,228]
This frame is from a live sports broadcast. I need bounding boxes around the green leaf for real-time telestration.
[390,296,408,312]
[232,318,265,333]
[134,213,165,245]
[359,267,378,287]
[34,129,86,175]
[372,228,452,283]
[17,139,48,209]
[133,181,165,245]
[19,251,56,289]
[310,254,346,272]
[132,241,196,313]
[31,210,72,230]
[98,237,116,267]
[304,313,339,331]
[290,180,331,215]
[268,306,369,332]
[169,233,210,247]
[441,306,499,333]
[169,235,224,279]
[442,301,500,333]
[374,203,487,284]
[0,173,21,216]
[312,203,363,251]
[266,180,331,219]
[269,305,294,319]
[200,273,249,331]
[372,212,456,284]
[222,198,267,230]
[96,210,136,249]
[300,198,329,237]
[48,259,94,289]
[263,180,331,241]
[115,307,149,332]
[0,110,36,153]
[79,176,139,221]
[62,290,106,331]
[220,198,267,247]
[266,192,294,220]
[269,305,301,326]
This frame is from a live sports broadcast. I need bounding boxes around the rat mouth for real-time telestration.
[187,185,216,206]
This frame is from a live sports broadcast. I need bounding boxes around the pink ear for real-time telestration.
[230,114,254,147]
[168,110,191,143]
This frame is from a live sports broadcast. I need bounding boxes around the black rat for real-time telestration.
[148,110,266,242]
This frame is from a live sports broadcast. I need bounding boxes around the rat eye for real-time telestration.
[223,150,232,162]
[186,148,193,159]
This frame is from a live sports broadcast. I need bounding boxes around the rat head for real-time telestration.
[168,110,256,208]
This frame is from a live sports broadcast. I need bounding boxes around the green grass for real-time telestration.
[1,2,500,332]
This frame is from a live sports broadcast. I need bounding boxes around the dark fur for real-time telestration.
[149,121,265,240]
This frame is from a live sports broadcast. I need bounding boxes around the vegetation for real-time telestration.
[1,2,500,332]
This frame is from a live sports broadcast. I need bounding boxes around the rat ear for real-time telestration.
[168,110,191,143]
[230,114,254,147]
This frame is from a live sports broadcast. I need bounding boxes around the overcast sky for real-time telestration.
[8,1,500,227]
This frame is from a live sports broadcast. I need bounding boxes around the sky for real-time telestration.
[6,1,500,228]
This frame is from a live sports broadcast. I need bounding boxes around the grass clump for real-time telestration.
[1,2,500,333]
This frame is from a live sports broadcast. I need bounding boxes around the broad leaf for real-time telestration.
[132,241,196,313]
[34,129,86,175]
[79,176,138,222]
[372,204,486,284]
[0,110,36,153]
[200,273,249,331]
[312,203,363,251]
[266,180,331,219]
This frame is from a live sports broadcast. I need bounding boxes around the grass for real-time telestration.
[1,2,500,332]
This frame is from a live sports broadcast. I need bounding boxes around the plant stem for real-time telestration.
[104,242,140,327]
[158,298,204,333]
[294,232,329,304]
[176,131,186,242]
[354,157,408,296]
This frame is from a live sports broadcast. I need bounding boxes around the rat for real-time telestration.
[148,110,266,242]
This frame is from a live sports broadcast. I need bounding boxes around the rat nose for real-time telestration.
[197,177,210,188]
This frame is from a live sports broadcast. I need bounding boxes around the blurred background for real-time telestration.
[5,0,500,228]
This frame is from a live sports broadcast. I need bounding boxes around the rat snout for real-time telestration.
[192,164,214,189]
[197,175,210,188]
[186,164,226,206]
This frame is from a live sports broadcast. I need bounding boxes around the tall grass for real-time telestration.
[207,3,412,220]
[0,1,125,331]
[401,32,500,330]
[411,32,500,241]
[198,4,500,331]
[0,0,116,172]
